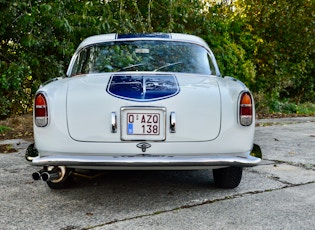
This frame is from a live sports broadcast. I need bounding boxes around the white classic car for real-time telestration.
[26,33,261,189]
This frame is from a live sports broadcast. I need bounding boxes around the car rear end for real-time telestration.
[27,33,261,189]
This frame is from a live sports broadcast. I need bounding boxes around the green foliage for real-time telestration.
[0,0,314,118]
[238,0,315,104]
[255,92,315,115]
[267,100,315,115]
[0,125,11,134]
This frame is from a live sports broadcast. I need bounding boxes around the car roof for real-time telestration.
[76,33,210,51]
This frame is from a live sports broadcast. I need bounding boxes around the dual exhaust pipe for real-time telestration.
[32,166,66,182]
[32,170,61,182]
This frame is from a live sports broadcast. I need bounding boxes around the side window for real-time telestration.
[71,48,89,76]
[207,53,216,75]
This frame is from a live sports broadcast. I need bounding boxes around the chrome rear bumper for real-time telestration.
[31,153,261,169]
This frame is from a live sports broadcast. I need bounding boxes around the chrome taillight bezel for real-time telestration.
[238,91,253,126]
[34,92,49,127]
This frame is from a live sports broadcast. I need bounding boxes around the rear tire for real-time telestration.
[213,166,243,189]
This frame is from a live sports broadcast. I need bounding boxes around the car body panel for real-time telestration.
[66,73,221,142]
[33,76,255,159]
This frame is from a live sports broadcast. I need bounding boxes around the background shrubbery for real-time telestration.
[1,0,314,118]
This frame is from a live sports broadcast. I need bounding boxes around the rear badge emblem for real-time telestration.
[137,142,151,152]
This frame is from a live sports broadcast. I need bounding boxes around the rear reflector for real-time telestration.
[239,92,253,126]
[35,93,48,127]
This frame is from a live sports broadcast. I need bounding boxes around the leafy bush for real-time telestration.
[0,0,314,118]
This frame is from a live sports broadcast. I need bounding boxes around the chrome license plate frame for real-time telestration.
[121,107,166,141]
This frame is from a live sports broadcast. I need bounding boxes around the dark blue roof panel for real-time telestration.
[117,33,171,39]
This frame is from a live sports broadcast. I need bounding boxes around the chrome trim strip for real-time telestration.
[31,153,261,167]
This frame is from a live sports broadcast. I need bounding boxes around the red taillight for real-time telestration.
[239,92,253,126]
[35,93,48,127]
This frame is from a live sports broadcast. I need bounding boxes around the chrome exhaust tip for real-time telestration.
[32,171,42,181]
[41,171,61,182]
[32,166,67,183]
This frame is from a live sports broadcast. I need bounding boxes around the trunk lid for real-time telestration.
[66,73,221,142]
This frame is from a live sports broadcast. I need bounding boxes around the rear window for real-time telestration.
[70,40,216,76]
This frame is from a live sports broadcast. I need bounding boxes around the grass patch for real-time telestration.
[256,100,315,118]
[295,102,315,115]
[271,101,315,115]
[0,125,12,134]
[273,102,315,115]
